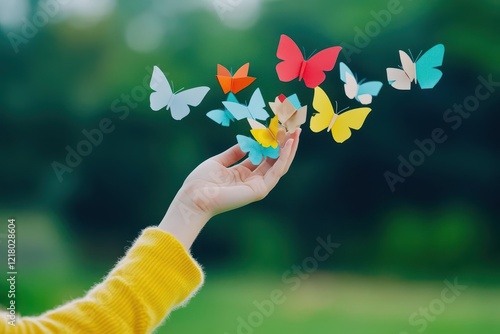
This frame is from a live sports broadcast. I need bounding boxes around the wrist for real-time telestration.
[158,192,212,250]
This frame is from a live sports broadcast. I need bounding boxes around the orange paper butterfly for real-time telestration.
[216,63,256,94]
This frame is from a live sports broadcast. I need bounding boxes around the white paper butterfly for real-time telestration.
[339,62,383,105]
[386,44,445,90]
[150,66,210,120]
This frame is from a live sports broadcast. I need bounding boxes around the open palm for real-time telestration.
[179,129,301,217]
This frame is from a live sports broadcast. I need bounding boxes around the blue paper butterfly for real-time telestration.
[339,62,383,105]
[223,88,269,121]
[236,135,280,165]
[206,93,238,127]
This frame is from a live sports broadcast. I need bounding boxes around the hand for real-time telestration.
[159,129,301,249]
[183,128,301,217]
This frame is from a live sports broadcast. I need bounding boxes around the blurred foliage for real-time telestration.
[0,0,499,320]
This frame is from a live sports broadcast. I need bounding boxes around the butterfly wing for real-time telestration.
[287,94,301,110]
[261,144,280,161]
[231,63,256,94]
[416,44,445,89]
[169,87,210,120]
[249,116,279,148]
[207,93,238,126]
[344,71,359,100]
[302,46,342,88]
[237,135,280,165]
[237,135,263,165]
[150,66,173,111]
[232,78,256,94]
[356,81,383,105]
[217,64,232,77]
[247,88,269,120]
[310,86,335,133]
[387,68,413,90]
[269,95,306,132]
[331,107,371,143]
[339,62,352,83]
[276,34,304,83]
[223,102,252,120]
[387,50,416,90]
[233,63,250,77]
[207,109,232,126]
[269,96,294,124]
[286,105,307,131]
[226,92,238,103]
[216,64,233,94]
[400,51,416,82]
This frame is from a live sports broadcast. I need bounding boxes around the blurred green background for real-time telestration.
[1,0,499,333]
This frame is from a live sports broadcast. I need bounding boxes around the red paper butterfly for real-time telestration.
[276,34,342,89]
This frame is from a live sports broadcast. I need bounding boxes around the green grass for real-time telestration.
[3,271,499,333]
[161,273,500,334]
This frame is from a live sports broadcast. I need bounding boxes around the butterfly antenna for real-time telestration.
[408,48,422,62]
[338,106,350,115]
[355,73,366,84]
[308,49,317,60]
[415,50,423,62]
[301,46,307,59]
[173,82,185,94]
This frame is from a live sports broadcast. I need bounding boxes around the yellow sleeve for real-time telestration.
[1,227,204,334]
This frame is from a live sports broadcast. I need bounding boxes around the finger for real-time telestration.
[252,157,275,176]
[236,158,259,172]
[230,164,252,180]
[279,128,296,148]
[283,128,301,174]
[255,128,300,177]
[211,143,246,167]
[262,138,294,191]
[229,158,258,179]
[253,129,300,177]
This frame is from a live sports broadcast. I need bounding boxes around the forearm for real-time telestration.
[158,130,300,252]
[1,228,204,334]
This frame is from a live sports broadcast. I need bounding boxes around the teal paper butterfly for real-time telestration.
[386,44,445,90]
[206,93,238,127]
[223,88,269,121]
[236,135,280,165]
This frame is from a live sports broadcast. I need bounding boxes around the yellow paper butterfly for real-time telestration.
[247,116,284,148]
[310,86,372,143]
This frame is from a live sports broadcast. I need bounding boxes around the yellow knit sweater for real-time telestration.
[1,228,204,333]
